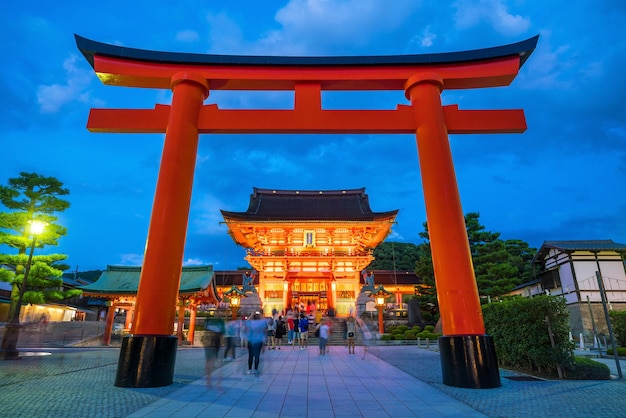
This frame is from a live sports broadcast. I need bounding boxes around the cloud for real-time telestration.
[118,253,144,266]
[190,193,231,235]
[453,0,530,36]
[417,26,437,47]
[176,30,199,43]
[271,0,420,52]
[36,54,95,114]
[183,258,205,266]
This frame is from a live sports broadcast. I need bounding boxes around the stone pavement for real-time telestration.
[0,344,624,417]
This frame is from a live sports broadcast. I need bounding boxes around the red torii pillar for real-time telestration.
[76,34,538,389]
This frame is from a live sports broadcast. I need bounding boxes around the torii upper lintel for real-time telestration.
[75,34,538,91]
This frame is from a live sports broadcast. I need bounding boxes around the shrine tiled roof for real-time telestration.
[221,188,398,222]
[532,240,626,264]
[80,265,216,296]
[539,240,626,252]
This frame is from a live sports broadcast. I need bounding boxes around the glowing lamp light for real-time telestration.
[28,219,48,235]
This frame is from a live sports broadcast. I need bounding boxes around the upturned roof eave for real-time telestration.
[75,34,538,70]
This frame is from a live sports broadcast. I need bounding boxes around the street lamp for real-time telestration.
[230,295,240,320]
[1,219,48,360]
[370,285,391,335]
[223,285,246,320]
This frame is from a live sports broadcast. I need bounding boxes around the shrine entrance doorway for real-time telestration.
[289,275,331,313]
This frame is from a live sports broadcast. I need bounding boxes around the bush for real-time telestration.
[404,332,417,340]
[609,311,626,346]
[424,325,435,333]
[411,326,422,333]
[391,328,404,335]
[483,295,574,374]
[380,334,393,341]
[606,347,626,357]
[565,357,610,380]
[394,334,405,340]
[396,325,409,333]
[417,331,437,340]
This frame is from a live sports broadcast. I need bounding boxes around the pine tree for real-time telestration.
[414,212,537,305]
[0,172,75,318]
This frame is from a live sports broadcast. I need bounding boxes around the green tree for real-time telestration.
[369,241,420,270]
[0,172,76,318]
[415,212,536,301]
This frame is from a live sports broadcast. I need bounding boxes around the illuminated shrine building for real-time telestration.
[221,188,398,316]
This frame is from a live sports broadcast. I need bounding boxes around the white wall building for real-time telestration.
[516,240,626,339]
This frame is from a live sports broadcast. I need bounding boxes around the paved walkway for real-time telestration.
[0,344,625,417]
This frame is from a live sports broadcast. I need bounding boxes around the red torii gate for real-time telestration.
[76,34,538,389]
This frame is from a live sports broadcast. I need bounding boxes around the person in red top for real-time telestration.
[287,314,295,345]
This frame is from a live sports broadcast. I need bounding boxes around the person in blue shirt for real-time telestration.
[298,313,309,350]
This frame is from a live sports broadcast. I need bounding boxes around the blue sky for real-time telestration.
[2,1,625,272]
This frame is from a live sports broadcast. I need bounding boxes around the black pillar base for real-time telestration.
[114,335,178,388]
[439,335,501,389]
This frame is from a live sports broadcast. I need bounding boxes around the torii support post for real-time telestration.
[76,34,538,388]
[406,74,499,388]
[114,73,208,388]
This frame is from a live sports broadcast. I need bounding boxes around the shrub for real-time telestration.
[391,328,404,335]
[394,334,405,340]
[412,326,422,333]
[396,325,409,333]
[380,334,393,341]
[606,347,626,357]
[424,325,435,333]
[417,331,437,340]
[609,311,626,346]
[483,295,574,374]
[565,357,610,380]
[404,332,417,340]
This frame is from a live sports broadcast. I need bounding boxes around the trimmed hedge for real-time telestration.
[606,346,626,357]
[564,357,610,380]
[483,295,574,375]
[609,310,626,346]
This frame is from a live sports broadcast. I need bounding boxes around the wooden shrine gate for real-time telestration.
[76,34,538,388]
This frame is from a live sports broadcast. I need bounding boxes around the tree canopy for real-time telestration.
[416,212,536,300]
[0,172,75,317]
[370,212,537,320]
[368,242,420,270]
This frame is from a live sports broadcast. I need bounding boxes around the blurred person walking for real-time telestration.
[246,312,267,375]
[223,319,239,361]
[203,316,225,387]
[316,318,330,355]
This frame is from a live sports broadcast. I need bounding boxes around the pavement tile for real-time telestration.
[2,342,626,417]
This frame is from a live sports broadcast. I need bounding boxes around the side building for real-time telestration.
[511,240,626,340]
